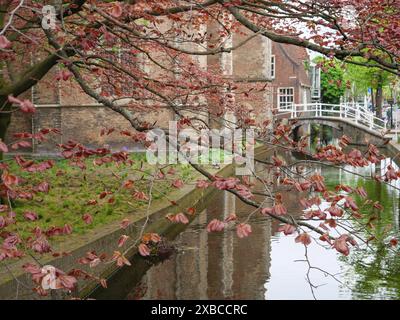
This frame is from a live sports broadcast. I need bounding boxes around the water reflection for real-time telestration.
[89,133,400,300]
[125,159,400,300]
[137,192,273,300]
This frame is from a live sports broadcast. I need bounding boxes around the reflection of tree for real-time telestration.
[309,125,335,153]
[346,244,400,299]
[343,176,400,299]
[324,165,400,299]
[358,178,394,241]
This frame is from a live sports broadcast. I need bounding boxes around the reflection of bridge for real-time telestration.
[277,103,387,132]
[276,103,390,144]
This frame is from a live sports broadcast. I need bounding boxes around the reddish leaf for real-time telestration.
[326,219,337,228]
[272,203,287,216]
[99,191,109,199]
[30,236,51,253]
[261,207,273,215]
[63,224,73,235]
[0,35,11,49]
[1,171,19,188]
[0,140,8,153]
[24,211,38,221]
[355,187,368,198]
[118,235,129,248]
[36,181,50,193]
[150,233,161,243]
[278,224,296,235]
[142,233,161,244]
[112,251,131,267]
[82,213,93,224]
[175,213,189,224]
[327,205,343,217]
[172,179,184,188]
[11,141,31,150]
[56,70,73,81]
[108,197,115,204]
[138,243,150,257]
[196,180,209,188]
[58,274,77,290]
[100,279,108,288]
[333,237,349,256]
[224,213,237,222]
[319,233,331,243]
[207,219,225,232]
[236,223,252,238]
[166,213,189,224]
[333,234,356,255]
[295,233,311,246]
[8,96,35,113]
[110,2,123,17]
[120,218,130,229]
[122,180,134,189]
[133,191,149,201]
[390,238,398,247]
[87,199,98,205]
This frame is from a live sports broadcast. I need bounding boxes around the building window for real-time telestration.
[100,47,142,97]
[270,55,275,79]
[278,87,294,110]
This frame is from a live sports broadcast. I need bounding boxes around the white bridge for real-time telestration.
[276,103,388,133]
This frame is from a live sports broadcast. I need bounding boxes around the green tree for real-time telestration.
[344,58,392,118]
[315,58,346,104]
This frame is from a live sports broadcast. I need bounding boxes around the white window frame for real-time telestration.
[270,55,275,79]
[278,87,295,110]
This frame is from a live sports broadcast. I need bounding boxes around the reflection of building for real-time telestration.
[140,189,272,300]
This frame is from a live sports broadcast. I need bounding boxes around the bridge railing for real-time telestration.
[277,103,387,132]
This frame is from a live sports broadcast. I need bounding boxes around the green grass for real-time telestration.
[5,153,196,239]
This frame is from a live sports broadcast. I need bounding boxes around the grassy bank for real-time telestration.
[5,153,196,238]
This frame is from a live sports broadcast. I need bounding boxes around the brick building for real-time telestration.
[5,19,275,155]
[270,42,313,111]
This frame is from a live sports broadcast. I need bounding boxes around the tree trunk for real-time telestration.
[371,88,375,113]
[0,97,12,162]
[374,72,384,119]
[375,85,383,119]
[0,97,12,204]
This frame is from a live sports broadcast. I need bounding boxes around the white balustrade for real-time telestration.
[277,102,387,133]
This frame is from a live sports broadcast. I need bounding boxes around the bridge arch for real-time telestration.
[291,117,388,146]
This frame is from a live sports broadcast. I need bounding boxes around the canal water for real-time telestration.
[90,129,400,300]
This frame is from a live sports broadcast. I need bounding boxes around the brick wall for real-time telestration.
[5,111,33,153]
[271,42,312,109]
[233,26,272,119]
[5,18,276,155]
